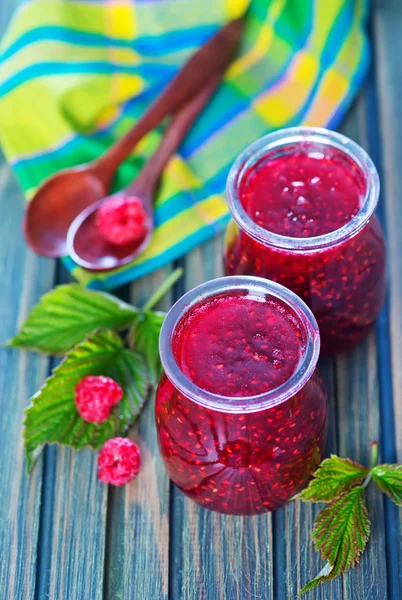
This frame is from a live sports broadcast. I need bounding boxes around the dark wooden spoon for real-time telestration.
[66,78,219,271]
[24,18,244,258]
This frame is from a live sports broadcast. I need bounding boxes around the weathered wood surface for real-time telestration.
[0,1,402,599]
[0,153,54,600]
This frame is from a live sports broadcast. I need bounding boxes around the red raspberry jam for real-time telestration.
[173,293,303,396]
[224,127,386,355]
[155,277,328,515]
[241,150,363,237]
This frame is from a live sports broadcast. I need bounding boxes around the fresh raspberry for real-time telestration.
[98,437,141,486]
[75,375,123,424]
[96,195,148,246]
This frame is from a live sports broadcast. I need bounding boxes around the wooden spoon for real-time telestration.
[66,78,219,271]
[24,19,244,258]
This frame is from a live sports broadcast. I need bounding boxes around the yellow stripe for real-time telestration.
[310,0,345,53]
[106,2,138,41]
[254,51,319,127]
[227,0,285,80]
[302,69,349,126]
[158,157,202,204]
[224,0,250,20]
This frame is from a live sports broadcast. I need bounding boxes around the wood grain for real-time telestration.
[104,269,173,600]
[1,0,402,598]
[373,2,402,598]
[29,262,108,600]
[374,0,402,459]
[38,446,107,600]
[0,154,55,599]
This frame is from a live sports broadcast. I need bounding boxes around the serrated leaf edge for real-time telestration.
[298,454,369,503]
[7,284,139,355]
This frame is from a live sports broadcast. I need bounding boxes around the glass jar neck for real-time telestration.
[226,126,380,252]
[159,276,320,413]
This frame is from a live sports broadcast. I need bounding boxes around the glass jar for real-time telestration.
[224,127,386,355]
[155,276,328,515]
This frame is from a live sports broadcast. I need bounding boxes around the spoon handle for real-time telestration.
[94,18,244,185]
[126,76,220,199]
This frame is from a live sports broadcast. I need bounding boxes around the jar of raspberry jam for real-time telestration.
[155,276,328,515]
[224,127,386,355]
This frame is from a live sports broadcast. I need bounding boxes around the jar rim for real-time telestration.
[159,276,321,413]
[226,126,380,251]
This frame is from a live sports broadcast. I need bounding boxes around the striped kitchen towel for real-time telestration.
[0,0,370,289]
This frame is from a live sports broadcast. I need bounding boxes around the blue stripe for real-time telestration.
[180,95,250,159]
[0,24,216,63]
[133,26,217,56]
[0,27,132,62]
[0,60,175,97]
[13,136,82,170]
[155,191,199,224]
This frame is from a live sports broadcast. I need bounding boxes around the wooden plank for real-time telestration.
[104,268,172,600]
[374,0,402,459]
[169,244,274,600]
[0,2,56,597]
[31,267,108,600]
[0,154,55,599]
[37,446,108,600]
[372,2,402,598]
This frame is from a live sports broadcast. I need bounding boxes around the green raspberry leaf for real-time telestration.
[24,329,149,472]
[299,486,370,594]
[299,455,369,502]
[8,284,139,354]
[372,464,402,506]
[130,311,165,385]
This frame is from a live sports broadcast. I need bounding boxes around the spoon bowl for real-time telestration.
[67,195,153,271]
[24,168,107,258]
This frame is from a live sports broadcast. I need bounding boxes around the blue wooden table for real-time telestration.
[1,1,402,599]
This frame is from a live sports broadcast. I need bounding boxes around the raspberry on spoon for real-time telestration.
[75,375,123,424]
[96,195,148,246]
[98,437,141,486]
